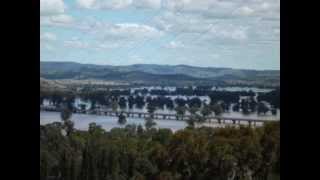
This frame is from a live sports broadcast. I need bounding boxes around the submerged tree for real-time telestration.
[175,105,187,120]
[118,112,127,127]
[188,106,199,116]
[201,104,212,117]
[145,117,157,130]
[257,102,270,115]
[60,107,74,136]
[211,103,223,116]
[118,97,127,110]
[147,103,157,118]
[111,98,119,112]
[187,114,205,128]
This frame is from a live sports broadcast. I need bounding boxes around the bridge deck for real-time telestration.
[40,106,279,126]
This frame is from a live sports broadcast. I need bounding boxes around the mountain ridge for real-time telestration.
[40,61,280,87]
[40,61,279,72]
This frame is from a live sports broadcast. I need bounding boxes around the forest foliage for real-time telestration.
[40,120,280,180]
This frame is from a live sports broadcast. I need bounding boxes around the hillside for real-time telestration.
[40,61,280,87]
[40,77,68,93]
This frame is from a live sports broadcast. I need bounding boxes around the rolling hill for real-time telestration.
[40,61,280,87]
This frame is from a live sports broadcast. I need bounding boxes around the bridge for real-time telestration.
[40,105,279,127]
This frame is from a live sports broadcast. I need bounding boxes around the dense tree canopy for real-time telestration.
[41,122,280,180]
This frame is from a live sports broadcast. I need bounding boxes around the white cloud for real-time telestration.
[133,0,162,9]
[233,6,255,16]
[112,23,163,38]
[40,0,65,16]
[41,15,74,28]
[75,0,280,20]
[102,0,133,9]
[165,41,184,49]
[208,25,248,41]
[41,32,57,52]
[40,32,57,41]
[64,39,89,49]
[77,0,96,9]
[74,0,280,25]
[154,12,211,33]
[77,0,132,10]
[154,12,250,42]
[41,0,74,28]
[96,43,120,50]
[50,14,74,24]
[41,0,280,69]
[82,22,164,41]
[210,53,220,59]
[77,0,163,10]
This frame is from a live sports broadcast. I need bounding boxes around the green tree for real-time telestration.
[111,99,119,112]
[60,107,74,136]
[118,113,127,127]
[40,118,280,180]
[61,107,72,122]
[137,124,144,135]
[145,117,157,130]
[147,104,157,118]
[257,102,270,115]
[211,103,224,116]
[175,106,187,120]
[188,106,199,115]
[201,104,212,117]
[40,151,50,180]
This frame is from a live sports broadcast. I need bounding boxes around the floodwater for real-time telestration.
[40,109,279,132]
[40,111,187,131]
[41,86,279,131]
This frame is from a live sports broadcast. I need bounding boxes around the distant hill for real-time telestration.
[40,77,68,93]
[40,61,280,87]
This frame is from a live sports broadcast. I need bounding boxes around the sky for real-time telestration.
[40,0,280,70]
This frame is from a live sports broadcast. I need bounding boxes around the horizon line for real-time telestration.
[40,60,280,71]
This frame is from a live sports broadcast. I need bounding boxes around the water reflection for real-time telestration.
[40,111,187,131]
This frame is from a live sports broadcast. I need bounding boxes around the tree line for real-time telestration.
[41,110,280,180]
[41,90,278,117]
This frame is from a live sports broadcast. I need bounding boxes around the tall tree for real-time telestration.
[201,105,212,117]
[257,102,270,115]
[145,117,157,130]
[60,107,74,137]
[111,98,119,112]
[211,103,224,116]
[175,106,187,120]
[118,113,127,127]
[188,106,199,116]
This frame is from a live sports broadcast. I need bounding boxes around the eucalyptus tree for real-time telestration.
[165,98,174,110]
[232,103,240,112]
[118,97,127,110]
[60,107,74,137]
[135,95,145,109]
[187,97,202,109]
[145,117,157,130]
[128,95,135,109]
[175,105,187,120]
[111,98,119,112]
[201,104,212,117]
[211,103,224,116]
[118,112,127,127]
[147,103,157,118]
[188,106,199,116]
[187,114,205,128]
[40,121,280,180]
[271,108,277,115]
[257,102,270,115]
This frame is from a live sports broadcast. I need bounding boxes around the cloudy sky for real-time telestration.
[40,0,280,70]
